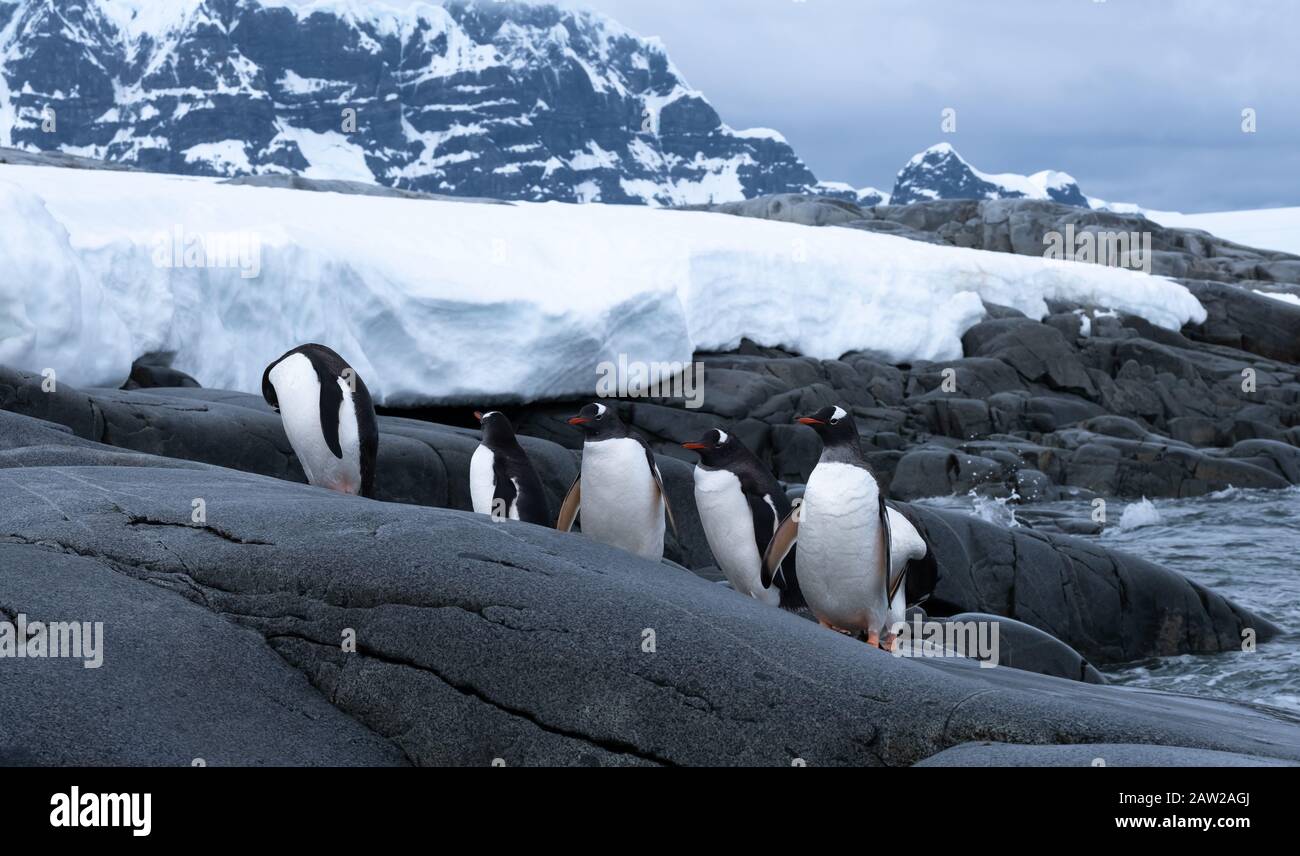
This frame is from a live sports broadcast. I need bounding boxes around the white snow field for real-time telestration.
[1148,207,1300,257]
[0,163,1206,405]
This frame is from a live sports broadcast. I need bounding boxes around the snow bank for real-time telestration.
[0,163,1206,405]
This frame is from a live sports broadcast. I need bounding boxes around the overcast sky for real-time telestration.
[574,0,1298,212]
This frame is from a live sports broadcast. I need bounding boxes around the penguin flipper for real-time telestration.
[760,510,799,589]
[638,441,678,539]
[745,491,788,589]
[318,373,345,460]
[880,493,905,606]
[651,462,679,540]
[354,381,379,499]
[556,475,581,531]
[492,456,519,519]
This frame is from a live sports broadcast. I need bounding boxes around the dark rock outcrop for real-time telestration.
[936,612,1106,684]
[644,196,1300,504]
[123,352,201,390]
[900,506,1275,666]
[0,436,1297,766]
[1,370,1276,668]
[0,541,406,766]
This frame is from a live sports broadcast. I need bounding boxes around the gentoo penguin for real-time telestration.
[682,428,803,610]
[470,410,549,525]
[261,344,378,498]
[557,403,677,560]
[760,405,928,648]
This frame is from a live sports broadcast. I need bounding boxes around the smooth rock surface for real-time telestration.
[1,460,1298,766]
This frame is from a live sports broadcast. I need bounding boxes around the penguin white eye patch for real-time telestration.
[831,405,847,422]
[714,429,729,444]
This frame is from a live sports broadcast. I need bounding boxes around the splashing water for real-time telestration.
[1111,496,1162,533]
[919,486,1300,712]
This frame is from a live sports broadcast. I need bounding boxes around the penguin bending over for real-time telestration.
[470,411,549,525]
[262,344,379,498]
[760,405,928,647]
[557,403,677,560]
[682,428,803,610]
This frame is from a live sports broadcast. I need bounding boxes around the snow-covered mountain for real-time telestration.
[0,0,818,204]
[890,143,1091,207]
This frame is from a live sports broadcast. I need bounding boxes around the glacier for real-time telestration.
[0,162,1206,406]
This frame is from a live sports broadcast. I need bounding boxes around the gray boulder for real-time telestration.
[0,541,406,766]
[1,453,1297,766]
[686,194,866,227]
[941,612,1106,684]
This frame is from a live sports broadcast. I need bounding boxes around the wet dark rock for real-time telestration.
[940,612,1107,684]
[123,352,201,390]
[901,505,1277,666]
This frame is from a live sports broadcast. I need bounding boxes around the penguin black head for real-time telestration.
[261,365,280,412]
[476,410,520,450]
[567,402,627,441]
[797,405,862,457]
[681,428,744,468]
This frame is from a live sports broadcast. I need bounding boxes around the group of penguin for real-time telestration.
[262,343,930,649]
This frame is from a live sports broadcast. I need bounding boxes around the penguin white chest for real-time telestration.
[797,461,889,632]
[693,467,778,605]
[269,354,362,495]
[580,438,664,560]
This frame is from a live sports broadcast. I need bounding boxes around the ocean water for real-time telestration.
[918,487,1300,712]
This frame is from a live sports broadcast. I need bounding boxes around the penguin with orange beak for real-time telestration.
[469,411,549,525]
[557,403,676,560]
[761,405,928,648]
[682,428,803,609]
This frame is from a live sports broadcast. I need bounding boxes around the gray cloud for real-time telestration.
[576,0,1299,212]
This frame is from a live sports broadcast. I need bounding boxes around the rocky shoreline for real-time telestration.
[2,194,1298,766]
[3,363,1297,765]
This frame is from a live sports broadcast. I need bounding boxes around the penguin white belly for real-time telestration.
[693,467,779,606]
[580,438,664,560]
[270,355,362,495]
[797,461,889,632]
[470,444,497,517]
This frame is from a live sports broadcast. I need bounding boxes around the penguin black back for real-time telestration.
[262,343,379,499]
[474,410,549,525]
[684,428,804,610]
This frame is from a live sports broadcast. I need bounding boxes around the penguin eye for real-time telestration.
[595,412,604,421]
[829,417,841,425]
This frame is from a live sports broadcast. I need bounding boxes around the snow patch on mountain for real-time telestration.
[0,161,1206,406]
[892,143,1090,207]
[813,181,890,206]
[0,0,818,204]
